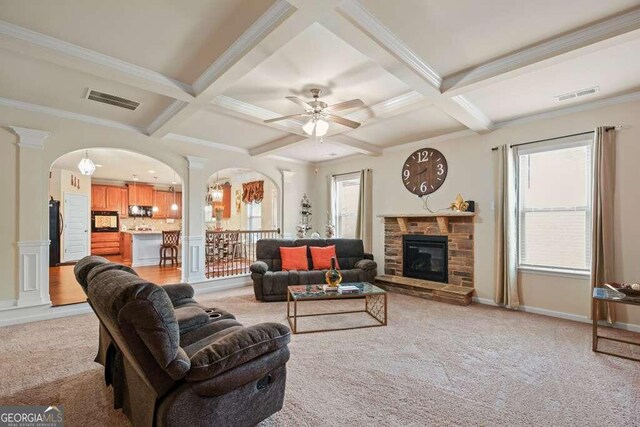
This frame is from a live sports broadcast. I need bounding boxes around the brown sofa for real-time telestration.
[250,238,377,302]
[74,256,290,426]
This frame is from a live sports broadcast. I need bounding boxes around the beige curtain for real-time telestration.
[494,145,519,308]
[355,169,373,253]
[590,127,616,323]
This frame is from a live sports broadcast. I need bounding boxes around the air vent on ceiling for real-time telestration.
[555,86,599,102]
[86,89,140,110]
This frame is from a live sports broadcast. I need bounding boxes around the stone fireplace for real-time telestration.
[381,213,475,288]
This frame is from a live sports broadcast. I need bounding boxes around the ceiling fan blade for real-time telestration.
[325,99,365,113]
[263,113,310,124]
[326,114,361,129]
[285,96,314,110]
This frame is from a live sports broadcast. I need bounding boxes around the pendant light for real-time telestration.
[208,171,224,204]
[77,150,96,176]
[152,176,159,213]
[171,172,178,211]
[131,174,140,215]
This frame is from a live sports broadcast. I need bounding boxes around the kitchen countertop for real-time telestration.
[123,230,163,235]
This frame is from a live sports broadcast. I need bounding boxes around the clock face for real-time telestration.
[401,148,448,196]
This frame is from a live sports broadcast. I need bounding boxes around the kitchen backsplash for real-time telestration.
[120,217,181,232]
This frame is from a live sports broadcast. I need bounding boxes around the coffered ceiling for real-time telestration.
[1,0,640,163]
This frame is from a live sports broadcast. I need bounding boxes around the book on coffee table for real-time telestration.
[338,285,360,294]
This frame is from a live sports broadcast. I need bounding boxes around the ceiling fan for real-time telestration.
[263,88,364,137]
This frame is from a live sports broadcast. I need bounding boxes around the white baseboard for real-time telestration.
[473,297,640,333]
[0,299,17,309]
[192,275,252,295]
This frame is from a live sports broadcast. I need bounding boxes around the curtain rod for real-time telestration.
[490,126,617,151]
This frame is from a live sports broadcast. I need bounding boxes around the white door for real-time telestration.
[63,193,89,262]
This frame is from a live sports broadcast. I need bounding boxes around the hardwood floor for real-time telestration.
[49,256,182,306]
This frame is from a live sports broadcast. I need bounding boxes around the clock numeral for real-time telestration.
[420,181,427,193]
[437,163,445,176]
[403,169,410,180]
[417,150,430,163]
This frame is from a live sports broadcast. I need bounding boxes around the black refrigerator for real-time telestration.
[49,198,63,267]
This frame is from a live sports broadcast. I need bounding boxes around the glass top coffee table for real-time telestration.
[592,287,640,361]
[287,282,387,334]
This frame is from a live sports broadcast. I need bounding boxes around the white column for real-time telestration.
[10,127,51,307]
[183,156,207,283]
[280,169,296,238]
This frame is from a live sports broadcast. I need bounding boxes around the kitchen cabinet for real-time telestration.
[120,232,132,263]
[152,190,170,219]
[92,185,122,212]
[91,232,120,255]
[120,188,129,218]
[128,184,154,206]
[213,183,232,219]
[170,191,182,219]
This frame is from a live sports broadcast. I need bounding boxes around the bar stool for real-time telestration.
[159,230,180,267]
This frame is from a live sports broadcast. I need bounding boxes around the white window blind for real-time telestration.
[517,139,592,272]
[332,172,361,238]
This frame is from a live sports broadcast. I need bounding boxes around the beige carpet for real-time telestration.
[1,287,640,426]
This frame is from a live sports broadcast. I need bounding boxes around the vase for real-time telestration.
[324,257,342,287]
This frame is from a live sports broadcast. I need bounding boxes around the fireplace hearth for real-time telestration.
[403,235,448,283]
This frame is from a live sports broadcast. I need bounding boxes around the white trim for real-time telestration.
[146,100,189,136]
[327,134,382,156]
[184,155,208,170]
[17,240,51,307]
[192,0,296,94]
[496,90,640,129]
[191,276,252,293]
[344,91,425,123]
[451,95,494,131]
[166,133,249,154]
[9,126,50,148]
[472,297,640,333]
[0,299,17,309]
[518,266,590,279]
[185,235,206,283]
[442,7,640,95]
[0,19,193,97]
[210,96,304,133]
[0,97,144,133]
[337,0,442,89]
[249,134,308,157]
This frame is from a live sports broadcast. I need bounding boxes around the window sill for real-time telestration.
[518,265,590,279]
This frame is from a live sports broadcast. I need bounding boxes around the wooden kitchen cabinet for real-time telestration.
[92,184,122,212]
[128,184,154,206]
[120,232,132,263]
[91,232,120,255]
[170,192,182,219]
[213,183,232,218]
[153,190,170,219]
[120,188,129,218]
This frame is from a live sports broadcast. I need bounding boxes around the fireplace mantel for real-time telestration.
[378,212,475,234]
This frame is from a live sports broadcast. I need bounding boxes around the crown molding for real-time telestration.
[192,0,296,94]
[146,100,190,136]
[337,0,442,89]
[442,7,640,95]
[9,126,50,149]
[0,97,144,134]
[450,95,494,132]
[164,133,249,154]
[210,96,304,134]
[495,89,640,129]
[0,20,194,99]
[327,134,382,156]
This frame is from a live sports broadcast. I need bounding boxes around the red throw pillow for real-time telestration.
[280,246,309,271]
[310,245,340,270]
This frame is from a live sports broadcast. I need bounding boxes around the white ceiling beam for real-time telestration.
[0,96,144,134]
[248,134,308,157]
[147,0,302,137]
[326,0,493,133]
[340,90,426,126]
[442,7,640,96]
[327,134,382,156]
[0,20,194,102]
[163,133,249,154]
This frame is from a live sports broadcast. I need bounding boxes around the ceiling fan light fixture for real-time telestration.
[302,119,315,135]
[315,119,329,136]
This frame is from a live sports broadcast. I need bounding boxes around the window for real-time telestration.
[247,202,261,230]
[271,188,278,229]
[517,139,592,272]
[332,172,361,238]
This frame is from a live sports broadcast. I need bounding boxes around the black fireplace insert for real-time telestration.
[403,235,448,283]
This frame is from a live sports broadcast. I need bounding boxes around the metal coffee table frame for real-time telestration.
[287,284,387,334]
[592,287,640,362]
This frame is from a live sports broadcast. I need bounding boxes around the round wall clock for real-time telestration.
[401,148,448,196]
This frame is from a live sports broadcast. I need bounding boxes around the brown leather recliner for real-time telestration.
[74,256,290,427]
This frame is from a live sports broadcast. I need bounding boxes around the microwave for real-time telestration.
[92,211,119,232]
[129,205,153,218]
